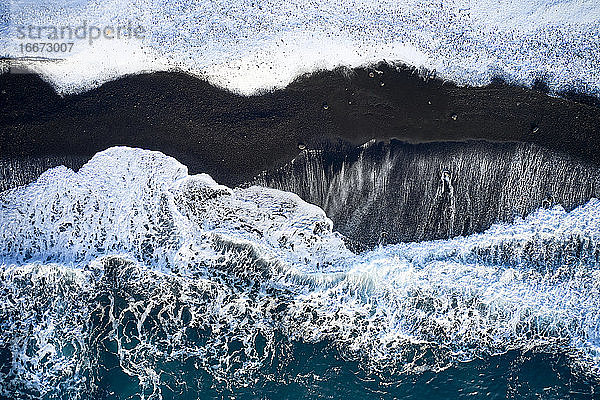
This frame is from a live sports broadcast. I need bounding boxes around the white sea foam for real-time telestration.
[0,147,599,398]
[3,0,599,95]
[0,146,350,270]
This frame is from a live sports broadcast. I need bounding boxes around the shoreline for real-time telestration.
[1,61,599,187]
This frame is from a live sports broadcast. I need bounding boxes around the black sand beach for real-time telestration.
[257,140,600,247]
[2,61,599,245]
[1,61,599,187]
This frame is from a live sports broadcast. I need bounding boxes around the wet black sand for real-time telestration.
[1,61,599,187]
[257,140,600,248]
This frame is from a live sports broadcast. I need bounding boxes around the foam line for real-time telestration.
[3,0,599,95]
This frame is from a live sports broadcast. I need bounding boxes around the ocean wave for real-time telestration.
[1,147,599,398]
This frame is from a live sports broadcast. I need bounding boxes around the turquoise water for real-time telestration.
[1,261,597,399]
[48,340,600,399]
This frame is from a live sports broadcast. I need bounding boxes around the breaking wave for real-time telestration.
[1,147,599,398]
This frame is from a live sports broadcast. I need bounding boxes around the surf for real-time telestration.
[0,147,599,399]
